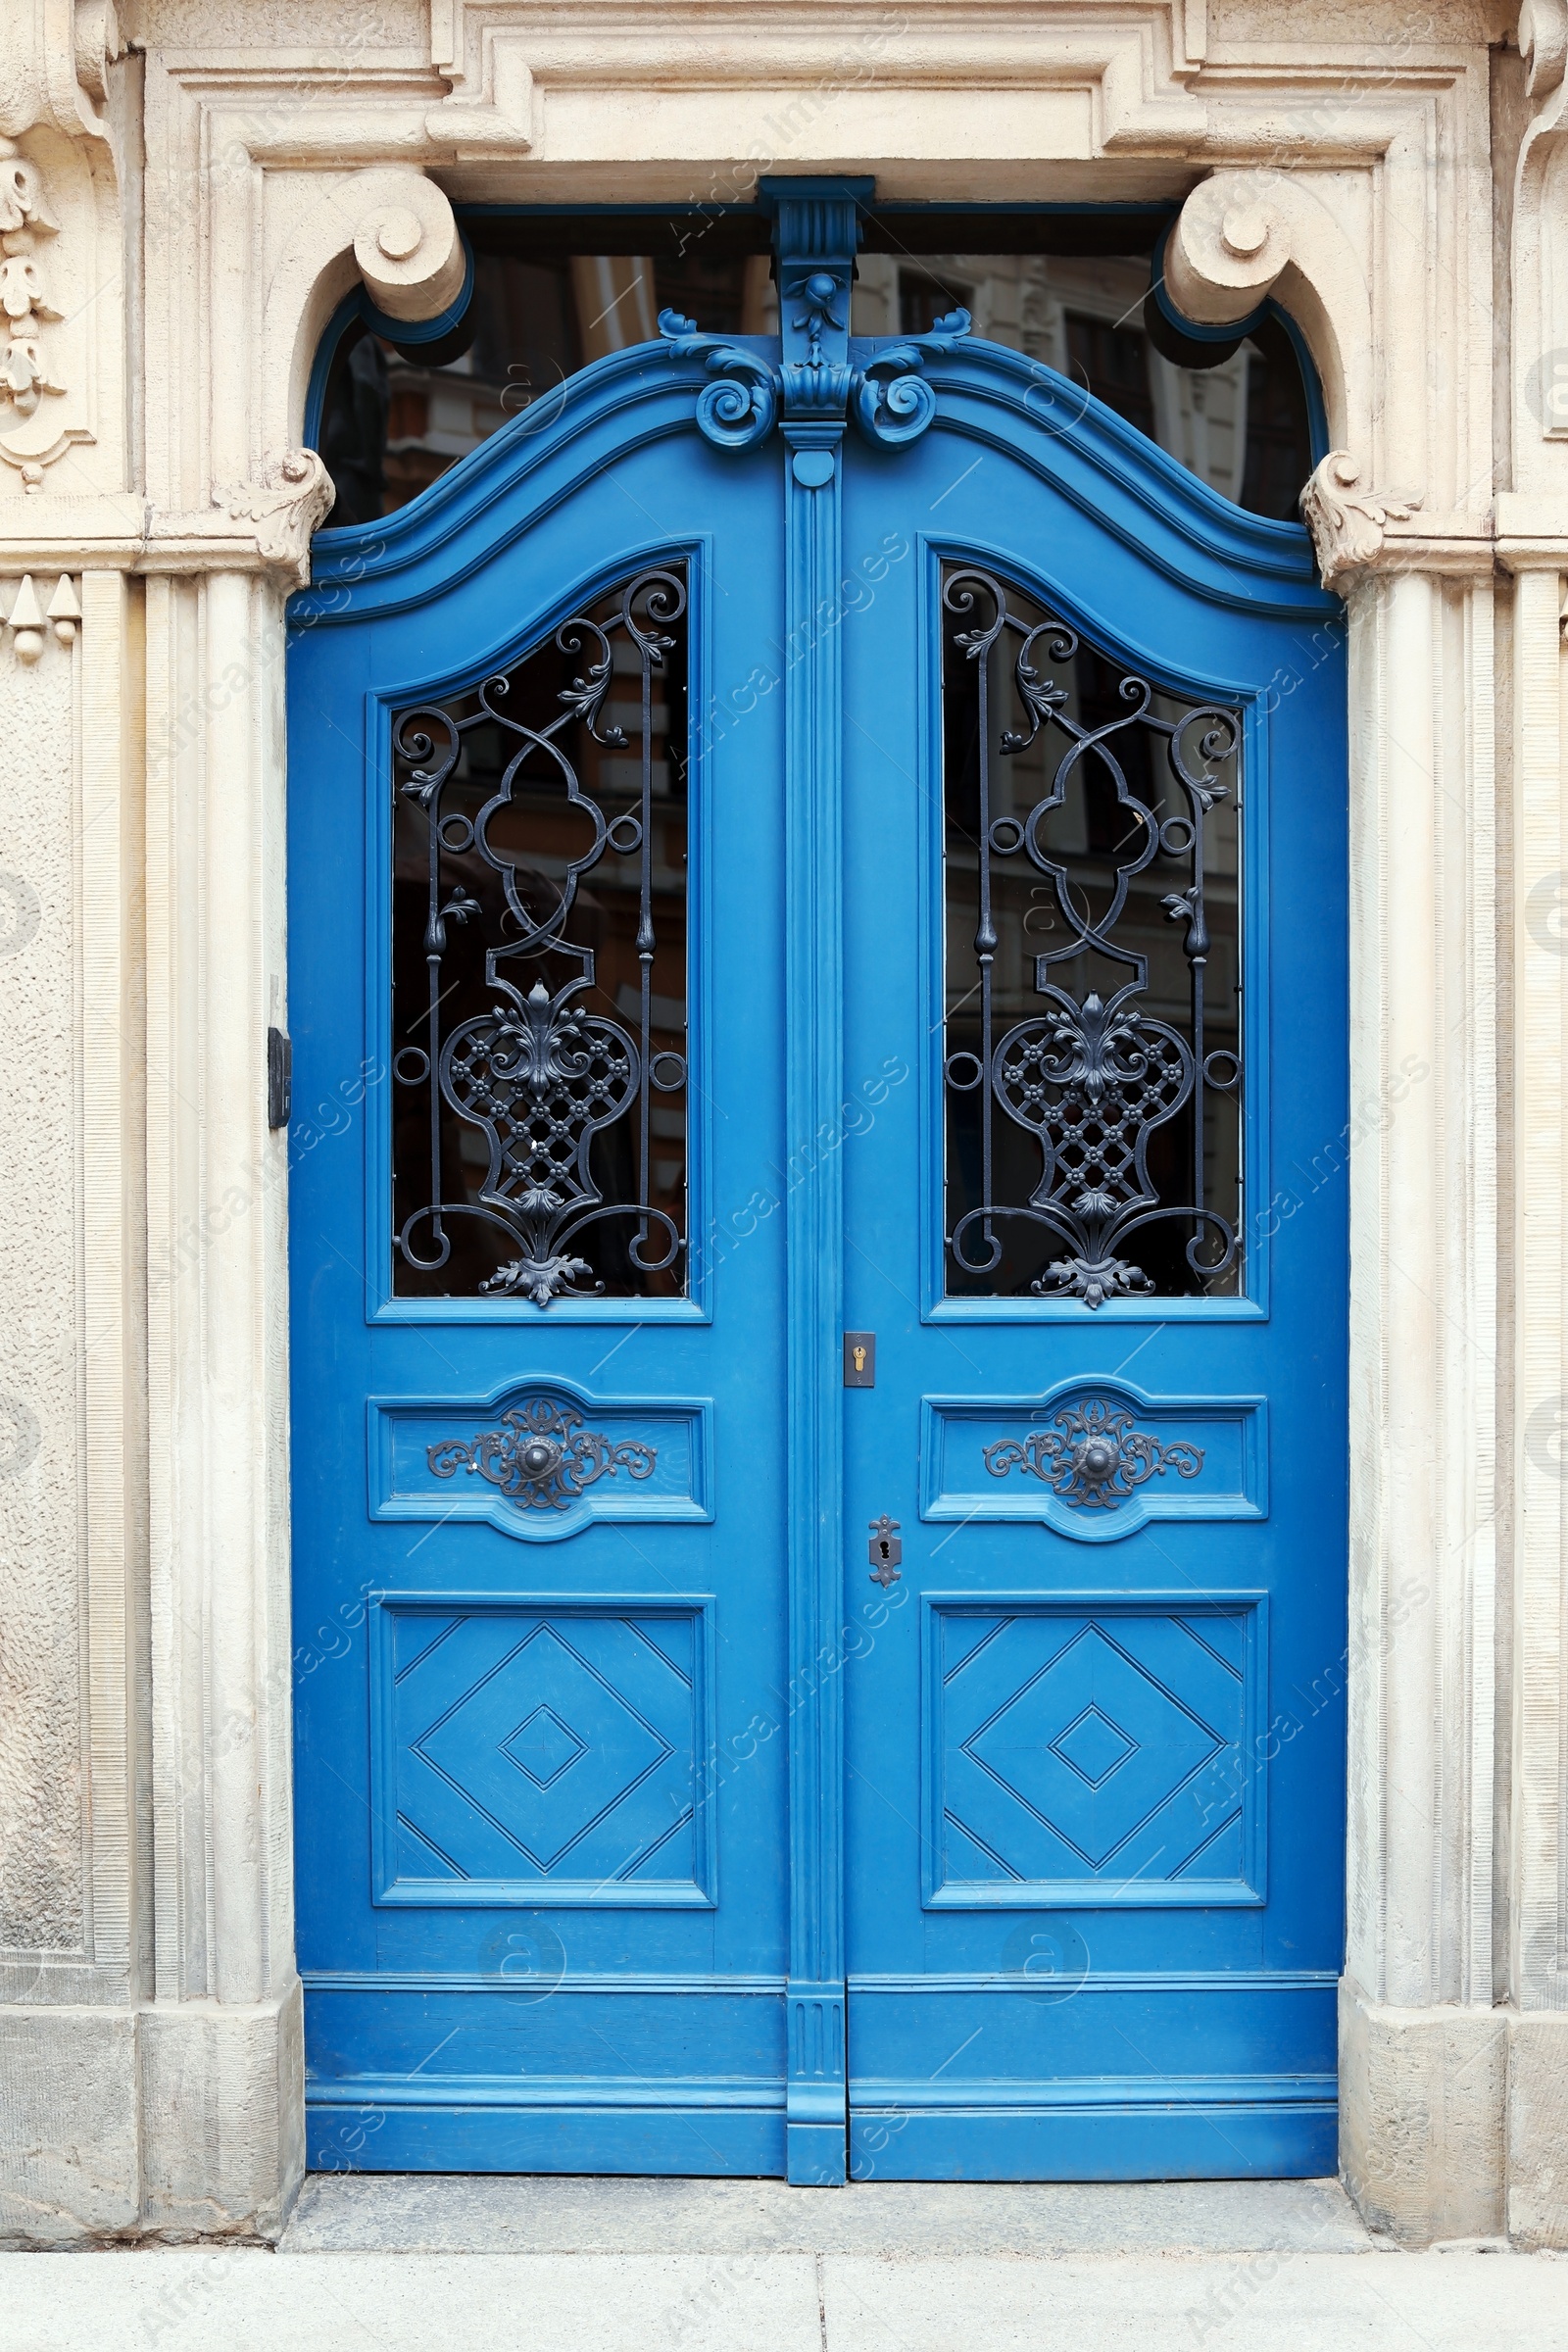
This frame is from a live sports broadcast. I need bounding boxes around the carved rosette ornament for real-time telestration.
[214,451,336,588]
[1298,452,1418,592]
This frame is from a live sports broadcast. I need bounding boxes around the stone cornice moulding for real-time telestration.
[412,27,1473,170]
[428,0,1213,109]
[0,486,142,564]
[149,21,1489,196]
[426,35,536,161]
[163,22,1486,173]
[0,467,344,581]
[430,0,1210,72]
[1496,490,1568,564]
[0,0,121,143]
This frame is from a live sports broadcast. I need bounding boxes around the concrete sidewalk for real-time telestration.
[1,2179,1563,2352]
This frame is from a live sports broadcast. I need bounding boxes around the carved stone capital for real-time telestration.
[1299,451,1418,591]
[1164,171,1291,329]
[213,452,335,589]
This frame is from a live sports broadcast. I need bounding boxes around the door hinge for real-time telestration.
[267,1026,292,1130]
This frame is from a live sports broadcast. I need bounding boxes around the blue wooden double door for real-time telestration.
[288,187,1347,2183]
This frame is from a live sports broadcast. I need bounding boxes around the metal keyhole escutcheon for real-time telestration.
[868,1514,903,1588]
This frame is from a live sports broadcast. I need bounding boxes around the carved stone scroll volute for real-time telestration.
[1299,451,1419,592]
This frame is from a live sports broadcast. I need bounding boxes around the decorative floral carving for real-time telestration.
[0,139,62,428]
[855,309,970,447]
[982,1397,1204,1512]
[427,1396,658,1512]
[214,449,336,586]
[1299,451,1417,590]
[657,310,777,451]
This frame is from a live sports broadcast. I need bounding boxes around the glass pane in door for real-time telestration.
[939,564,1243,1304]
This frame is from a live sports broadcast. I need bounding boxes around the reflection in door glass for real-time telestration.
[941,564,1243,1305]
[852,251,1311,520]
[318,217,776,527]
[314,211,1314,529]
[389,565,690,1303]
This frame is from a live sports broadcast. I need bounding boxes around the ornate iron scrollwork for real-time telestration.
[428,1396,658,1513]
[659,303,971,455]
[390,565,689,1304]
[983,1397,1204,1511]
[942,564,1243,1306]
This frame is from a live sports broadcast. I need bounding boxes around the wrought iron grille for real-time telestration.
[941,564,1243,1306]
[390,565,689,1302]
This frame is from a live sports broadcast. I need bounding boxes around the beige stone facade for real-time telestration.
[1,0,1566,2247]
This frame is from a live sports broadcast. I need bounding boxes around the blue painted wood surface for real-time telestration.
[760,174,873,2188]
[839,376,1347,2178]
[289,355,794,2176]
[290,236,1346,2180]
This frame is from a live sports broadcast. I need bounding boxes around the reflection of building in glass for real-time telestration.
[318,231,1312,531]
[853,253,1305,515]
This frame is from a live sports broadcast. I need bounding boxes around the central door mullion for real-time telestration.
[762,174,872,2186]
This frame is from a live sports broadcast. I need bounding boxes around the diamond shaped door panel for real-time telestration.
[370,1598,714,1905]
[924,1598,1265,1906]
